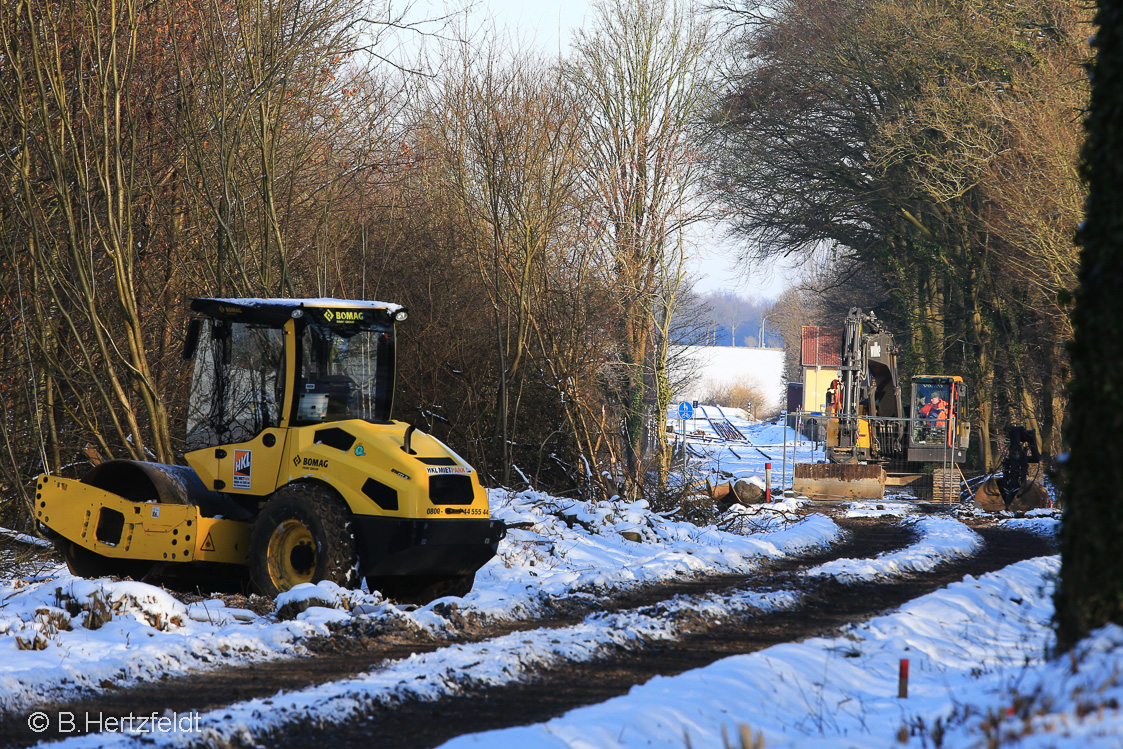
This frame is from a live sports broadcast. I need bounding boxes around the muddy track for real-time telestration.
[0,516,906,745]
[0,518,1051,746]
[269,524,1057,749]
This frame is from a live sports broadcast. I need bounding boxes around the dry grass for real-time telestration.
[699,377,779,420]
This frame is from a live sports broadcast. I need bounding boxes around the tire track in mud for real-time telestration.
[0,515,903,745]
[0,516,1029,747]
[266,523,1057,749]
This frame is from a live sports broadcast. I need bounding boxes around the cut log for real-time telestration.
[732,480,765,505]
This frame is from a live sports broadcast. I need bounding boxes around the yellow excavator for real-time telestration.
[34,298,504,602]
[794,308,970,500]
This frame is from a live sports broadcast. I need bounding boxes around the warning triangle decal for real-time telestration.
[201,533,216,552]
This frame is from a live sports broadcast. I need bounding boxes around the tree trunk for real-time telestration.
[966,268,994,470]
[1055,0,1123,651]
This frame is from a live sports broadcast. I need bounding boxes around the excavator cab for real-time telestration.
[906,376,969,462]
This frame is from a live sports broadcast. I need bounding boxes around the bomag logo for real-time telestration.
[294,456,329,470]
[322,309,363,324]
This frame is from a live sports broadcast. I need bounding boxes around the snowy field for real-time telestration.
[0,411,1098,748]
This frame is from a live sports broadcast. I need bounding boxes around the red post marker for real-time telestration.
[765,462,772,503]
[898,658,909,699]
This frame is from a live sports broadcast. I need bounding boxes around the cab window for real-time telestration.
[186,322,284,449]
[911,383,951,445]
[293,322,384,424]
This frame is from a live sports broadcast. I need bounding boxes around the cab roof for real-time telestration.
[191,298,406,327]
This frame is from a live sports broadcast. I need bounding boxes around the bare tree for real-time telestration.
[428,39,585,485]
[0,0,413,494]
[0,0,174,465]
[567,0,718,493]
[170,0,403,297]
[714,0,1087,469]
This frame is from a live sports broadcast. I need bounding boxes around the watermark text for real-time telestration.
[27,710,202,735]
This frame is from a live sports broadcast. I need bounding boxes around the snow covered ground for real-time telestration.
[806,515,982,581]
[0,458,838,715]
[444,556,1101,749]
[0,413,1092,748]
[24,497,1006,749]
[669,404,826,490]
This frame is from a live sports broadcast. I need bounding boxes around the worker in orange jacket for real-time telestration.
[918,392,949,425]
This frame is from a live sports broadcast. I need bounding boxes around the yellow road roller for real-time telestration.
[35,298,504,602]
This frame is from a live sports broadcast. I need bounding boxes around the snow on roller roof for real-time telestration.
[202,297,403,313]
[191,297,406,326]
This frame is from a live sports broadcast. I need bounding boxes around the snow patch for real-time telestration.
[807,516,982,581]
[0,483,843,712]
[0,577,318,713]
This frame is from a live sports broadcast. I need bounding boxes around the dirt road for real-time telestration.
[0,515,1055,747]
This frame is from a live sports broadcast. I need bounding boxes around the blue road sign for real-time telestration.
[678,401,693,420]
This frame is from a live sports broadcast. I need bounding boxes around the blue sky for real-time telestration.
[473,0,590,51]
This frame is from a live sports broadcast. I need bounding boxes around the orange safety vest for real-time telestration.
[919,398,948,421]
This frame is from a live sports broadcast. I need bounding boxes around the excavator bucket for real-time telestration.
[972,477,1006,512]
[793,463,886,500]
[973,463,1050,512]
[974,427,1051,512]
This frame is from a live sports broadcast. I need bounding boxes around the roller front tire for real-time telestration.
[248,483,358,596]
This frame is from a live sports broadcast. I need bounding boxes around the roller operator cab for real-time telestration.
[34,298,504,603]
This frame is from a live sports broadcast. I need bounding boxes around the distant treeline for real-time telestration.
[685,290,784,349]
